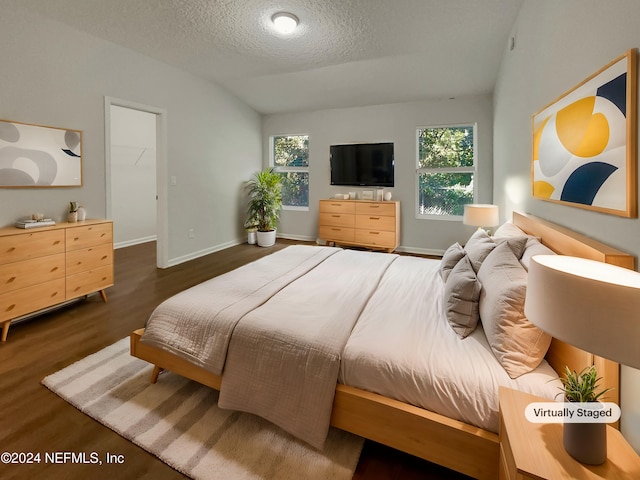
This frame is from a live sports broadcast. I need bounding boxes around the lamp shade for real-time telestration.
[525,255,640,369]
[463,204,499,228]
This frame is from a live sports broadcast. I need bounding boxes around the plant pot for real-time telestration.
[563,410,607,465]
[256,229,276,247]
[67,211,78,223]
[247,229,257,245]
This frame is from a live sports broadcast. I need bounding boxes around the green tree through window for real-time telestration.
[272,135,309,208]
[416,125,476,217]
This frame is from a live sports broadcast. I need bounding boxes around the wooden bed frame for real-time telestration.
[130,212,635,480]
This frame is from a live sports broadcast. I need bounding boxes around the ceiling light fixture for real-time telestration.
[271,12,299,34]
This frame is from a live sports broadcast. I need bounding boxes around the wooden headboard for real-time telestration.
[513,212,635,413]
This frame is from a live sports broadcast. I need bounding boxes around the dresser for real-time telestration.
[318,200,400,252]
[0,220,113,341]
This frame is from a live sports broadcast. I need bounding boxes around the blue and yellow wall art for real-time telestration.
[532,49,637,217]
[0,120,82,187]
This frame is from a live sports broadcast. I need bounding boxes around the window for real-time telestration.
[416,124,477,218]
[271,135,309,209]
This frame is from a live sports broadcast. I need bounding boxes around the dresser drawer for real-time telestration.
[0,230,64,265]
[355,202,396,217]
[66,244,113,276]
[0,279,65,322]
[319,201,356,214]
[355,229,396,247]
[66,265,113,299]
[356,214,396,231]
[66,223,113,251]
[0,253,65,293]
[319,225,355,243]
[319,212,355,228]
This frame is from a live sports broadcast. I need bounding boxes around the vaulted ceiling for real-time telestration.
[18,0,524,114]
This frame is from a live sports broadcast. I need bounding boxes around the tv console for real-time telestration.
[318,199,400,253]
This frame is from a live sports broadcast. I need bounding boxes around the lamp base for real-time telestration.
[563,421,607,465]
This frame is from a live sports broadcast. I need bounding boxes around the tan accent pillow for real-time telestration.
[444,255,482,338]
[477,242,551,378]
[440,242,466,282]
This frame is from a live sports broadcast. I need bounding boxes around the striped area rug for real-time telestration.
[42,338,364,480]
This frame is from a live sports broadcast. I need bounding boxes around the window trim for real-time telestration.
[270,134,310,211]
[414,123,478,220]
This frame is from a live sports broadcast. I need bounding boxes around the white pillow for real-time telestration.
[477,242,551,378]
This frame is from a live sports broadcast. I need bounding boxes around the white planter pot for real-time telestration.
[247,230,257,245]
[256,229,276,247]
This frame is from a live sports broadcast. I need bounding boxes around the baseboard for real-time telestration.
[395,245,444,257]
[114,235,157,249]
[166,239,243,267]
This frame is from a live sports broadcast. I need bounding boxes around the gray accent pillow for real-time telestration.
[477,242,552,378]
[440,242,466,282]
[464,229,496,273]
[520,238,555,271]
[444,255,482,338]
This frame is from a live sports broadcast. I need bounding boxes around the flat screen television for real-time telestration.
[330,142,394,187]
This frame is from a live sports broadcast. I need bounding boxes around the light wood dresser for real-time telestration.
[0,219,113,341]
[318,199,400,252]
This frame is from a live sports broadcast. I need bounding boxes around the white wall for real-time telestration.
[0,3,262,264]
[493,0,640,452]
[262,94,494,253]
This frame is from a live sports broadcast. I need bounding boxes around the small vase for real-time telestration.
[77,206,86,221]
[67,211,78,223]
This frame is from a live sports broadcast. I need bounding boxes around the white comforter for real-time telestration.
[141,245,560,448]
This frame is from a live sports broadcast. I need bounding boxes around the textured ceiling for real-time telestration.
[15,0,523,114]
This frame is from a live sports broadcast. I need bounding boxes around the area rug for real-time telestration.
[42,338,364,480]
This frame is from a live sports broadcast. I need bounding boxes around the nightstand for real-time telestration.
[498,387,640,479]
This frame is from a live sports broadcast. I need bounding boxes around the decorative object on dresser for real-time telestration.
[499,387,640,479]
[463,204,500,231]
[67,201,79,223]
[0,219,113,341]
[524,254,640,464]
[318,199,400,252]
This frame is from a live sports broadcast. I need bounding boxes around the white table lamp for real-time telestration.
[463,204,499,230]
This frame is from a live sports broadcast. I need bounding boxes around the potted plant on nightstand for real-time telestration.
[558,365,613,465]
[245,167,283,247]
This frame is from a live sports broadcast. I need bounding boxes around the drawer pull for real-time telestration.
[331,203,342,206]
[53,240,61,245]
[50,267,58,272]
[331,215,341,218]
[369,231,380,235]
[7,247,15,253]
[369,205,380,208]
[101,255,108,260]
[331,228,341,231]
[7,276,16,283]
[7,304,15,312]
[51,292,58,297]
[369,216,380,220]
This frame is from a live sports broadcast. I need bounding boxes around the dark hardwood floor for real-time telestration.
[0,240,470,480]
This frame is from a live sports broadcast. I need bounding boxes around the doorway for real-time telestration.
[105,97,168,268]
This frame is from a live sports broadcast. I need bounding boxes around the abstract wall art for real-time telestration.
[0,120,82,187]
[532,49,637,217]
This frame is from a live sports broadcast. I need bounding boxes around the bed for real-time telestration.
[130,212,634,479]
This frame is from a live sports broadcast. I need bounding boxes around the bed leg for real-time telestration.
[150,366,164,384]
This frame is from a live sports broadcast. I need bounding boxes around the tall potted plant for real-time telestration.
[246,168,283,247]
